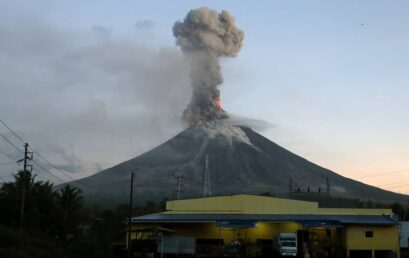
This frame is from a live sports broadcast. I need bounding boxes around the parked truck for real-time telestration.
[273,233,297,257]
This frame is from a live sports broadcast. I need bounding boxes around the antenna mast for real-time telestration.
[175,174,185,200]
[203,154,211,197]
[326,178,331,196]
[289,177,293,197]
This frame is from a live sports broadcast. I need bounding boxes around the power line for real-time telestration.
[30,149,80,182]
[0,120,26,144]
[357,168,409,179]
[31,161,105,192]
[0,119,85,183]
[0,161,17,166]
[385,182,409,190]
[0,131,24,154]
[0,132,67,185]
[378,180,409,189]
[31,168,67,184]
[377,178,409,188]
[0,121,122,200]
[31,160,67,184]
[0,149,18,161]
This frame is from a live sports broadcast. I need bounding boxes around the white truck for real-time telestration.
[273,233,297,257]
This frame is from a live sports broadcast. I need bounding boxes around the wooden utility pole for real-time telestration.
[20,143,32,234]
[128,172,134,258]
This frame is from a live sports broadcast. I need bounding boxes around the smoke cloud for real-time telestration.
[0,17,191,179]
[173,7,244,124]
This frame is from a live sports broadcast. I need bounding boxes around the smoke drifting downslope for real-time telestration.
[71,124,408,206]
[173,7,244,124]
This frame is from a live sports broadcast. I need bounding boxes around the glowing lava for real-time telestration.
[215,99,222,109]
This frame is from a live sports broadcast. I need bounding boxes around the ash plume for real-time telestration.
[173,7,244,124]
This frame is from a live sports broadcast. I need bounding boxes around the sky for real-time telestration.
[0,1,408,193]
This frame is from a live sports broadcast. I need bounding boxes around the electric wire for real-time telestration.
[29,149,80,182]
[0,131,24,154]
[378,180,409,189]
[378,179,409,188]
[0,127,69,184]
[31,161,67,184]
[31,167,67,184]
[0,119,86,184]
[10,119,396,196]
[356,168,409,179]
[0,149,18,161]
[0,120,26,144]
[0,161,17,166]
[0,121,132,196]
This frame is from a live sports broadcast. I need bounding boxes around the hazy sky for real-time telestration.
[1,1,408,193]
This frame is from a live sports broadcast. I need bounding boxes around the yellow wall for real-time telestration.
[346,225,400,257]
[166,194,318,214]
[317,208,391,216]
[165,194,392,216]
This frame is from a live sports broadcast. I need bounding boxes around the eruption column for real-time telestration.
[173,7,244,124]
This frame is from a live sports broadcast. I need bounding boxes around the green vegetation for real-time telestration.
[1,170,407,257]
[0,171,164,257]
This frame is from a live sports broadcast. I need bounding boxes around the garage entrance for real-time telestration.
[297,221,346,257]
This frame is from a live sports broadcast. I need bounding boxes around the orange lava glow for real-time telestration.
[215,99,222,109]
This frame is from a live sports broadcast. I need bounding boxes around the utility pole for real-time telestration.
[128,172,134,258]
[20,143,32,234]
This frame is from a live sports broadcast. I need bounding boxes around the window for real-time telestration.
[365,231,373,238]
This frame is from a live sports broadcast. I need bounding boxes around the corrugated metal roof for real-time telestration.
[132,213,397,226]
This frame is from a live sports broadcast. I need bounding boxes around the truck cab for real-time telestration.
[273,233,297,257]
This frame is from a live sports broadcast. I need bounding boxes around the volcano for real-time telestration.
[69,122,406,206]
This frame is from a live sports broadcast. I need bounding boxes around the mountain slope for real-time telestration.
[68,123,407,205]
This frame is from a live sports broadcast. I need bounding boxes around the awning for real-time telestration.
[129,226,176,233]
[216,221,257,228]
[297,220,343,228]
[132,213,398,226]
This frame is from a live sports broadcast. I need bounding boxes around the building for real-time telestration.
[129,194,399,258]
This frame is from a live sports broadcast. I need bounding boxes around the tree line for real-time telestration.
[0,171,164,258]
[1,170,408,257]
